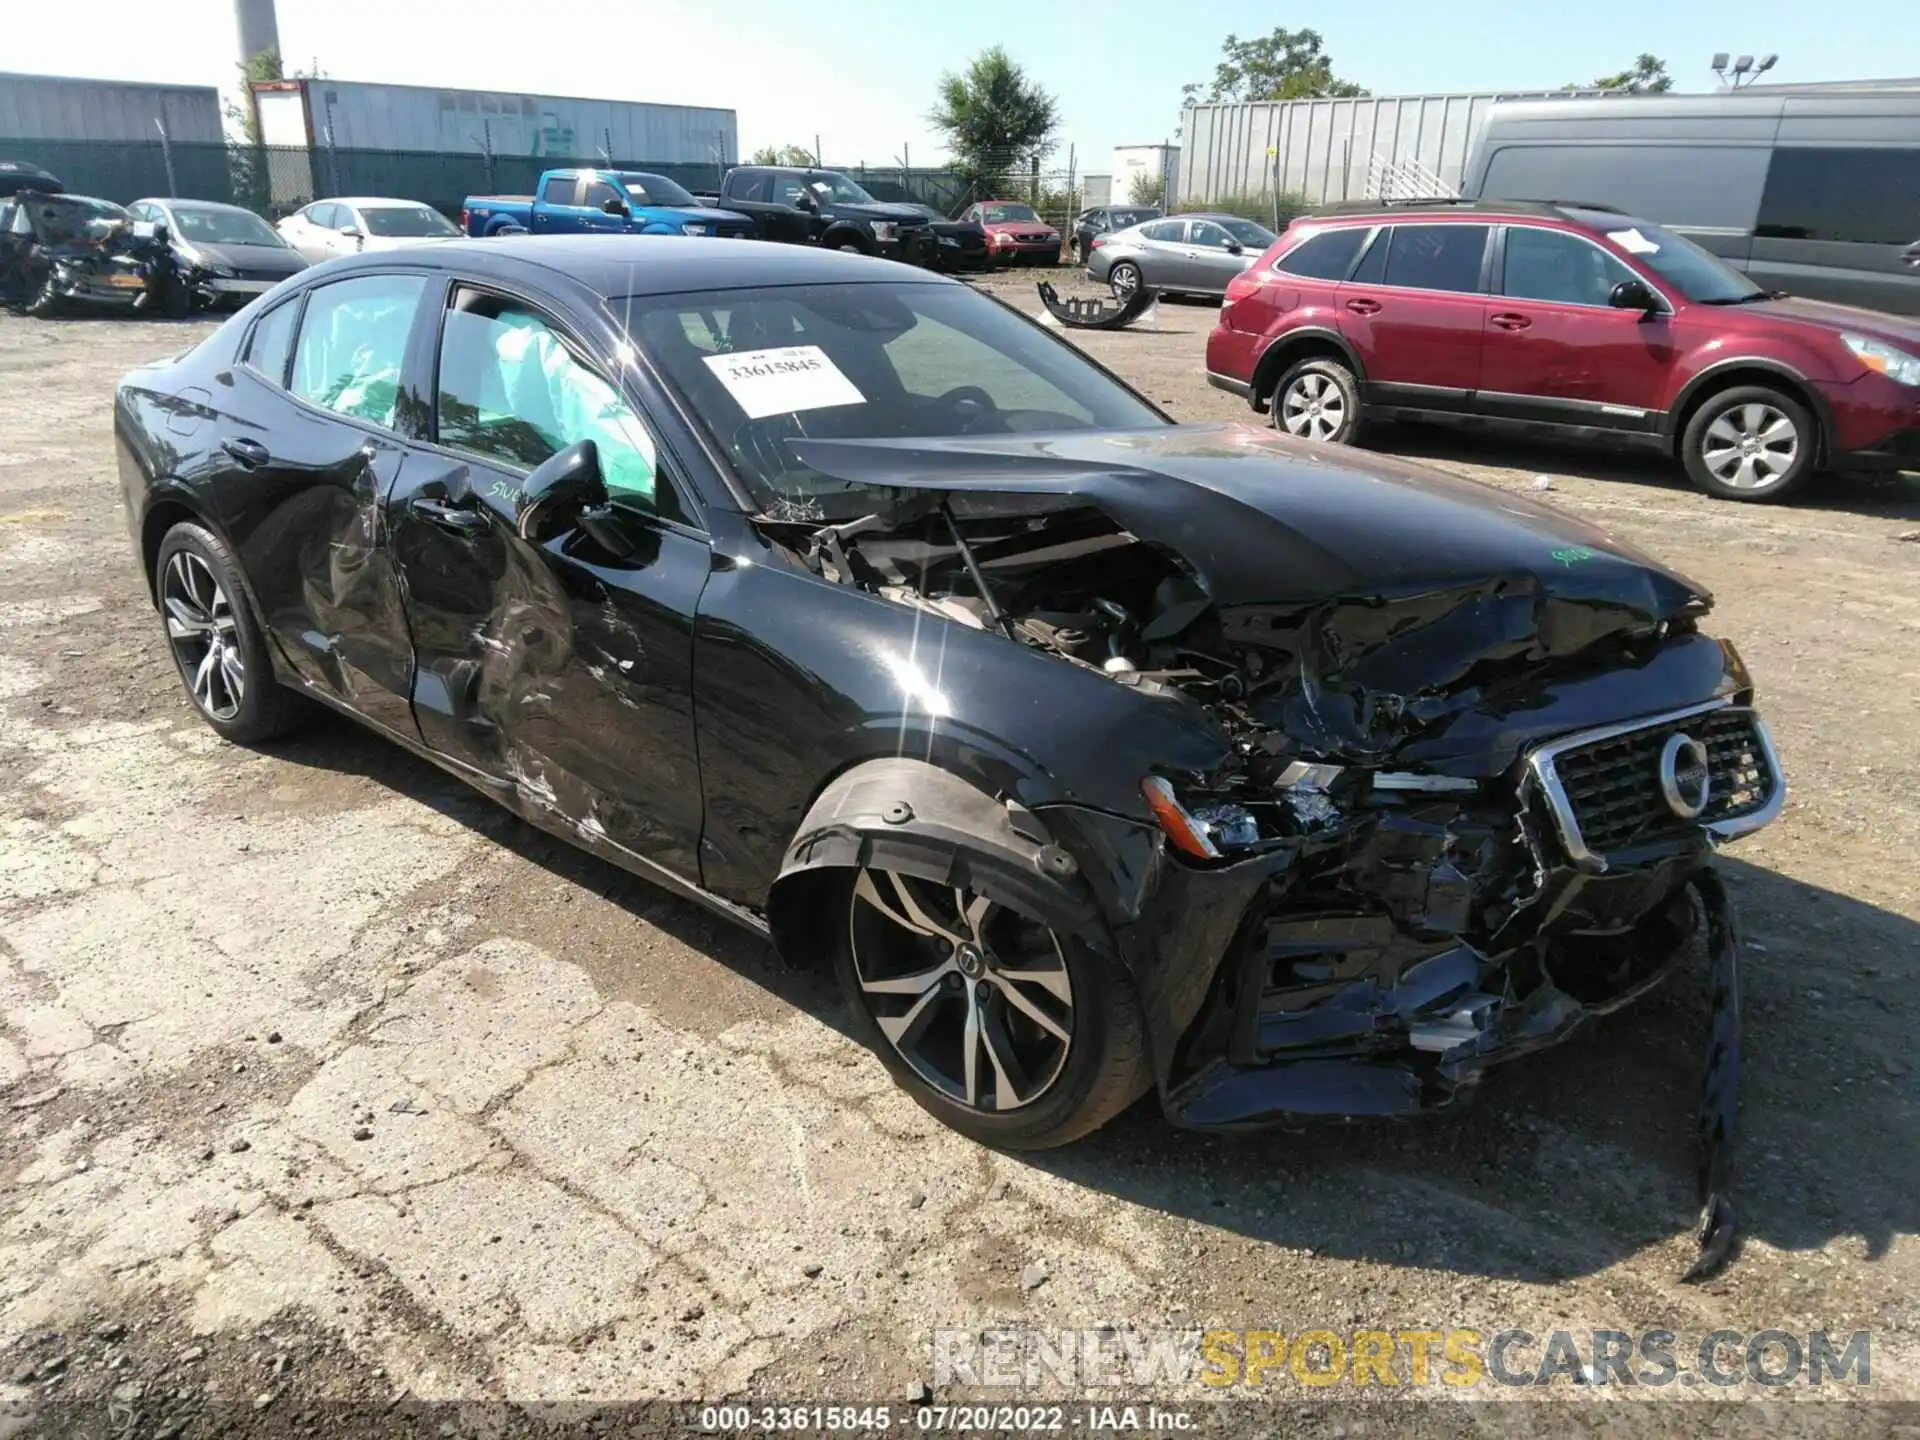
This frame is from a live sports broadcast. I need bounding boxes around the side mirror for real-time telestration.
[1224,240,1243,255]
[601,197,629,216]
[516,440,609,542]
[794,192,818,213]
[1610,278,1660,314]
[339,224,363,239]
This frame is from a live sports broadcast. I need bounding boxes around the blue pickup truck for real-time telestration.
[461,168,754,239]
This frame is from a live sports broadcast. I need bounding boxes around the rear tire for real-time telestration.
[1108,261,1143,300]
[1270,356,1363,445]
[1680,385,1816,502]
[829,866,1152,1149]
[154,521,305,744]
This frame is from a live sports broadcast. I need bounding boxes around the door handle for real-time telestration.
[1344,298,1381,315]
[220,436,270,468]
[409,496,489,536]
[1490,312,1532,331]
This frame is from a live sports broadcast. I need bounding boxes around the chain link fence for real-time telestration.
[7,137,1114,235]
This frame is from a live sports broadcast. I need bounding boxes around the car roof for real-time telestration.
[1302,197,1640,227]
[138,197,259,215]
[320,197,436,209]
[318,233,957,298]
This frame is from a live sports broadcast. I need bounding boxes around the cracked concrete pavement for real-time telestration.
[1,299,1916,1426]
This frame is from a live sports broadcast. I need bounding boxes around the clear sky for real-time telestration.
[9,0,1917,171]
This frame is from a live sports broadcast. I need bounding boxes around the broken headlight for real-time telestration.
[1141,777,1259,859]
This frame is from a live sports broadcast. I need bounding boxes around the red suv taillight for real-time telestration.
[1224,269,1261,303]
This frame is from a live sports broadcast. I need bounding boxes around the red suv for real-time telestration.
[1206,199,1920,501]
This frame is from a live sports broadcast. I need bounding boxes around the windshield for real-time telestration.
[617,281,1163,518]
[171,205,284,246]
[979,203,1040,224]
[359,205,460,238]
[1603,223,1764,304]
[620,172,698,207]
[808,172,877,205]
[1220,218,1276,247]
[25,195,127,243]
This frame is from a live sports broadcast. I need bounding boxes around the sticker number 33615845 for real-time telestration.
[702,345,866,420]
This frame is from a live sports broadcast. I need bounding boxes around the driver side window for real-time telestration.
[434,289,683,521]
[583,180,622,211]
[1189,221,1233,249]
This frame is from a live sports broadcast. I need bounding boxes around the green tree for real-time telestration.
[1583,54,1673,93]
[930,46,1061,193]
[749,144,817,166]
[1127,171,1165,206]
[1182,27,1366,105]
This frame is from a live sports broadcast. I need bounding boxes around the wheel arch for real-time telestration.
[1667,360,1834,467]
[139,489,219,605]
[1251,328,1366,410]
[820,224,872,253]
[766,757,1107,971]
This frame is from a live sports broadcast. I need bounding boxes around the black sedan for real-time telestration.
[114,237,1779,1266]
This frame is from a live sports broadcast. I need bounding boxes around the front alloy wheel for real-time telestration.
[832,863,1151,1148]
[1681,385,1814,501]
[163,549,245,721]
[850,868,1073,1112]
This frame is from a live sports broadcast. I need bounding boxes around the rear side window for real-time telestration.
[245,300,298,385]
[291,274,427,429]
[1275,227,1367,280]
[540,175,575,205]
[1140,220,1185,242]
[1479,145,1769,232]
[1501,227,1640,306]
[305,202,338,229]
[1380,224,1489,293]
[1757,148,1920,245]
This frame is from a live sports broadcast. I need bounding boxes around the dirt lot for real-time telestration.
[1,272,1916,1431]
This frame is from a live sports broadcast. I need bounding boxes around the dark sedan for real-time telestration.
[128,197,307,307]
[114,237,1777,1269]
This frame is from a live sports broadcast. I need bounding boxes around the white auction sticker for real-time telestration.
[1607,227,1661,255]
[702,345,865,420]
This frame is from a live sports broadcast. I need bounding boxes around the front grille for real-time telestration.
[1016,232,1052,243]
[1531,705,1782,866]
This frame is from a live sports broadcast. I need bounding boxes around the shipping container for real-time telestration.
[250,77,735,166]
[1110,145,1179,206]
[1180,89,1615,207]
[0,70,222,145]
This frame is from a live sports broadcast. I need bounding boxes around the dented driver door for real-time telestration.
[385,284,711,881]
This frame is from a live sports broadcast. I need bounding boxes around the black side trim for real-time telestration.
[1206,371,1253,399]
[1371,380,1474,412]
[1475,390,1667,434]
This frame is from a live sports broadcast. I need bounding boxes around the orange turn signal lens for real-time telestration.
[1141,776,1221,860]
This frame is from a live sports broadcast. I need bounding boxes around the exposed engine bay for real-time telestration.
[782,439,1779,1280]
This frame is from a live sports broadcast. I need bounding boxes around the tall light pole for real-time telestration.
[1712,53,1779,89]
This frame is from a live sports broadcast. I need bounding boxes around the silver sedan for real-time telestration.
[1085,212,1277,300]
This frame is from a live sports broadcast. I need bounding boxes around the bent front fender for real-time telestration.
[767,758,1109,970]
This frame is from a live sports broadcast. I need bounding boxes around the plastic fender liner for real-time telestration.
[1684,865,1742,1283]
[1036,280,1158,331]
[768,758,1108,968]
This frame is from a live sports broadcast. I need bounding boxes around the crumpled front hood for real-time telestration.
[790,422,1707,617]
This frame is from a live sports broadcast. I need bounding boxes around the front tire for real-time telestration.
[1681,386,1815,502]
[154,521,305,744]
[831,866,1151,1149]
[1270,356,1363,445]
[23,271,62,318]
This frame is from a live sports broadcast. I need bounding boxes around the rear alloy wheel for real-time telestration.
[834,866,1150,1148]
[1271,356,1362,445]
[1681,386,1815,502]
[1108,261,1142,300]
[154,521,304,744]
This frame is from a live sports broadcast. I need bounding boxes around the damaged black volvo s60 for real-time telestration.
[116,237,1781,1274]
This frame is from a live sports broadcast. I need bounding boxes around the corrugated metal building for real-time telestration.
[252,78,735,164]
[1180,89,1615,206]
[0,71,223,144]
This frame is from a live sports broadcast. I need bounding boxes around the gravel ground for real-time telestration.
[0,274,1916,1434]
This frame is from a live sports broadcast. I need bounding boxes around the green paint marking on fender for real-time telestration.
[1551,545,1601,568]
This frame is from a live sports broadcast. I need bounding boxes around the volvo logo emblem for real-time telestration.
[955,943,986,978]
[1659,733,1712,821]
